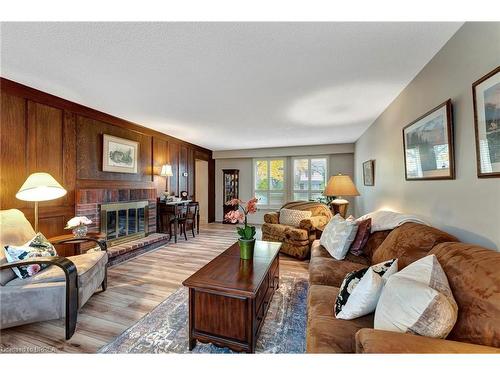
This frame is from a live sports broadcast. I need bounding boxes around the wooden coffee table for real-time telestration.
[182,240,281,353]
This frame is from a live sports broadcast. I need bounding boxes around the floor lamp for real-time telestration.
[16,172,67,232]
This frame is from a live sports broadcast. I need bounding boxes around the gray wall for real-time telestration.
[355,22,500,250]
[215,148,355,224]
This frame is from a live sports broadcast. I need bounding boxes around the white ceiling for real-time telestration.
[0,22,462,151]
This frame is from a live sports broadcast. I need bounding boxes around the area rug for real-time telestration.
[99,275,308,353]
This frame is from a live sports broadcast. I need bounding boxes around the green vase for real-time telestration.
[238,238,256,260]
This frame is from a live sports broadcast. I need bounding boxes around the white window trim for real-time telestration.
[252,156,329,210]
[291,156,329,201]
[252,157,287,209]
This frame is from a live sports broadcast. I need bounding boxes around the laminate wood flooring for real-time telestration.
[0,223,309,353]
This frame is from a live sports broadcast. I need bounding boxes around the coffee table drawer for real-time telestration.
[255,273,269,311]
[193,290,248,343]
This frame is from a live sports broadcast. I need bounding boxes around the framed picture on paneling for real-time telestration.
[102,134,139,174]
[362,160,375,186]
[402,100,455,180]
[473,66,500,178]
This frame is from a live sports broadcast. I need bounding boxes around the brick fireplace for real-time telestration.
[76,187,157,236]
[75,187,168,265]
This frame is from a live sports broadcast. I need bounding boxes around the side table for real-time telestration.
[49,232,107,255]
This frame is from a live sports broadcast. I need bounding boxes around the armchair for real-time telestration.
[0,209,108,339]
[262,201,332,259]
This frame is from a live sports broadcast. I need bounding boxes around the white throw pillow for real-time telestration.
[335,259,398,320]
[319,214,358,260]
[374,254,458,338]
[279,208,312,227]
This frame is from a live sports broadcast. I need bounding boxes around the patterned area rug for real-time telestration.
[99,275,308,353]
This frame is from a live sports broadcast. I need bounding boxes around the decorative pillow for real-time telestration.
[335,259,398,320]
[319,214,359,260]
[4,233,57,280]
[279,208,312,228]
[349,218,372,256]
[374,254,458,338]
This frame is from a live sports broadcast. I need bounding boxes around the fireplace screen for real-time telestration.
[100,201,148,245]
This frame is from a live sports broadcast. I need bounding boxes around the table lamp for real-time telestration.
[323,173,360,218]
[160,164,173,197]
[16,172,67,232]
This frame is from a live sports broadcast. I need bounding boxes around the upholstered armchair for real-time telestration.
[262,201,332,259]
[0,209,108,339]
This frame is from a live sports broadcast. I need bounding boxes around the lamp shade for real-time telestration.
[160,164,173,177]
[16,173,67,202]
[324,174,360,197]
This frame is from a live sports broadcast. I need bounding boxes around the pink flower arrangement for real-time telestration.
[225,209,245,224]
[224,197,259,239]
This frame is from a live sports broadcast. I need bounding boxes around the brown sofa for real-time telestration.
[306,222,500,353]
[262,201,332,259]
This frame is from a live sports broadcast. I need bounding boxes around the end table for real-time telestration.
[49,232,107,255]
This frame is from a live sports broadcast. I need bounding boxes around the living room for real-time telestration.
[1,1,499,373]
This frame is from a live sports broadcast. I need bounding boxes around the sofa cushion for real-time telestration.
[309,256,366,287]
[375,254,458,339]
[372,222,457,269]
[0,209,37,285]
[335,259,397,320]
[311,240,330,259]
[7,251,107,290]
[281,200,332,220]
[344,252,371,266]
[4,233,58,280]
[276,242,310,260]
[320,214,358,260]
[355,328,500,354]
[311,240,370,265]
[306,284,374,353]
[362,230,392,259]
[261,223,309,242]
[279,208,312,228]
[349,218,372,256]
[431,242,500,348]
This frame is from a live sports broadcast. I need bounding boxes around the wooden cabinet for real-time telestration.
[222,169,239,223]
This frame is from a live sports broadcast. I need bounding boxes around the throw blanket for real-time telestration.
[358,210,428,233]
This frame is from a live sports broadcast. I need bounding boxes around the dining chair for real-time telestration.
[185,202,199,238]
[172,204,188,241]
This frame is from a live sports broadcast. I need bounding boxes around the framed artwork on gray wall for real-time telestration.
[473,66,500,178]
[102,134,139,174]
[402,99,455,180]
[362,160,375,186]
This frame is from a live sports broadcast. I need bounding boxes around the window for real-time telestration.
[292,157,328,201]
[253,158,286,207]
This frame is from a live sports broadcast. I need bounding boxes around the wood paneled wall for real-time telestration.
[0,78,214,241]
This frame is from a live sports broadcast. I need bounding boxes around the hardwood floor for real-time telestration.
[0,223,309,353]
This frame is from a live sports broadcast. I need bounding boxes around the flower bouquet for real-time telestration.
[65,216,92,238]
[225,197,258,259]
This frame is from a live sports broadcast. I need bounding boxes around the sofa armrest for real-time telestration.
[0,256,78,340]
[264,212,279,224]
[299,215,329,231]
[355,329,500,354]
